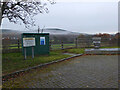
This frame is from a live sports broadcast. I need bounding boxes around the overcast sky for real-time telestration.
[1,0,118,34]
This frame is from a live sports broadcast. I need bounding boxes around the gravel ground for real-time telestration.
[3,55,118,88]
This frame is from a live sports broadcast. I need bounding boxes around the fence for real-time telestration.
[77,37,119,48]
[2,38,77,53]
[2,39,22,53]
[2,37,119,53]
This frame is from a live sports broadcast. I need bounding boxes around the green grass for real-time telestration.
[100,46,120,48]
[2,51,71,75]
[9,46,22,49]
[63,48,85,54]
[9,44,22,46]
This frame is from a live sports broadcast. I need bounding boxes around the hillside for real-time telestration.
[2,28,82,35]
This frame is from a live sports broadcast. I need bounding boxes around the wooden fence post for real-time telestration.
[61,41,64,49]
[75,38,78,48]
[18,39,20,49]
[87,39,90,48]
[49,41,52,50]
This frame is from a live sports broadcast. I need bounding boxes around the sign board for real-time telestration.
[92,37,101,43]
[23,37,35,47]
[92,37,101,49]
[40,37,45,45]
[93,41,101,44]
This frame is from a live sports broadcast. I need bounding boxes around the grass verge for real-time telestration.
[62,48,85,54]
[2,48,94,75]
[2,50,71,75]
[100,46,120,48]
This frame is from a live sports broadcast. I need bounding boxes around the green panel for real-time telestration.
[22,33,49,56]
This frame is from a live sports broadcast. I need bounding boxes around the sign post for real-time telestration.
[24,48,26,60]
[23,37,35,59]
[32,46,34,59]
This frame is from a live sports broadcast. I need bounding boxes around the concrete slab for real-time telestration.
[85,48,120,54]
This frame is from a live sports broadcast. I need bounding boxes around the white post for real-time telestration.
[32,47,34,59]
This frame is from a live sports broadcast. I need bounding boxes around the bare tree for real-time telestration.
[0,0,55,28]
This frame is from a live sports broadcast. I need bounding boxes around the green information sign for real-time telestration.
[22,33,49,59]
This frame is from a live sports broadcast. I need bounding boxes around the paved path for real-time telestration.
[3,55,118,88]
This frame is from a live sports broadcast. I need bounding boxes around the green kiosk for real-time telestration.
[22,33,49,59]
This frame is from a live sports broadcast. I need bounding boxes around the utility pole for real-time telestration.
[38,26,40,33]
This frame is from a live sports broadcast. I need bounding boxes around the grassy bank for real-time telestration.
[100,46,120,48]
[2,51,71,75]
[3,48,85,75]
[63,48,85,54]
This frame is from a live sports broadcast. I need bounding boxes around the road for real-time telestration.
[3,55,118,88]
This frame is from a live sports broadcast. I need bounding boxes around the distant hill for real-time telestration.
[35,28,81,35]
[45,28,67,31]
[1,28,83,35]
[2,29,21,34]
